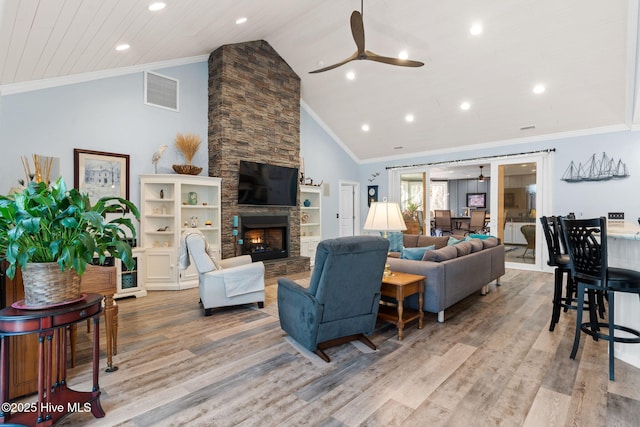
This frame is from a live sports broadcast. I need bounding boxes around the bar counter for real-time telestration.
[607,222,640,369]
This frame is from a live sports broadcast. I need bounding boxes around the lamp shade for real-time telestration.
[363,201,407,232]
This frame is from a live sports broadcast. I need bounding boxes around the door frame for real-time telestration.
[490,153,551,271]
[389,152,553,271]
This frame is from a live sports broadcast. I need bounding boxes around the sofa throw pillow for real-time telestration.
[401,245,436,260]
[455,241,473,257]
[384,231,404,252]
[482,237,500,248]
[447,236,464,246]
[467,239,484,253]
[403,234,420,248]
[422,245,458,262]
[416,235,450,249]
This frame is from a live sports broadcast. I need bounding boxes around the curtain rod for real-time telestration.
[385,148,556,170]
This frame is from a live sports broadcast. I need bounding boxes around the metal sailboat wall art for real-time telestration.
[561,152,629,183]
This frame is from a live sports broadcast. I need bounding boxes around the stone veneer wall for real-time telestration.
[208,40,306,273]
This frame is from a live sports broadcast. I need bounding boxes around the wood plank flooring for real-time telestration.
[40,269,640,426]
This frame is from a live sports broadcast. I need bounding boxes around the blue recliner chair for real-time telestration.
[277,235,390,362]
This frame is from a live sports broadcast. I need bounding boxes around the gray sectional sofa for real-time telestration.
[386,233,505,322]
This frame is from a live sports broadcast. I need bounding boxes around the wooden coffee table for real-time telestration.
[378,272,425,340]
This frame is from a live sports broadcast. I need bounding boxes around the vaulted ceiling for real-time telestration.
[1,0,638,162]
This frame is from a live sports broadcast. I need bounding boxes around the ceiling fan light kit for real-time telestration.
[309,2,424,74]
[478,165,485,182]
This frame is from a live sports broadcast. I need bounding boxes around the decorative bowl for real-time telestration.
[172,164,202,175]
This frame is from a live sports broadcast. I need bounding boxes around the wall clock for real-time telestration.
[367,185,378,207]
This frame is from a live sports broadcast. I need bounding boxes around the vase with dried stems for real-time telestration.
[21,154,55,185]
[173,132,203,175]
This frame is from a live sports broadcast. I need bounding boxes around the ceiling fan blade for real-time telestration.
[309,51,359,74]
[365,50,424,67]
[350,11,365,55]
[309,7,424,74]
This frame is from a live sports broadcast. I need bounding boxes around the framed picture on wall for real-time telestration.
[74,149,130,208]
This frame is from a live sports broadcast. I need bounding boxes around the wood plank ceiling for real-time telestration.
[0,0,636,162]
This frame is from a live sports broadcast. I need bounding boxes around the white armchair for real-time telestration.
[181,232,265,316]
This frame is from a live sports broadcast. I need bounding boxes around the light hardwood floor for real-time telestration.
[48,269,640,426]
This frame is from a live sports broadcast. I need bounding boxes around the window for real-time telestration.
[400,173,424,215]
[429,181,448,212]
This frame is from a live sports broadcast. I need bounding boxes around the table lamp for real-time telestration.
[364,200,407,276]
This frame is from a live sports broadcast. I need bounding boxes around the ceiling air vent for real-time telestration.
[144,71,179,111]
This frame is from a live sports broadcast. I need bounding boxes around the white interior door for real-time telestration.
[339,181,359,236]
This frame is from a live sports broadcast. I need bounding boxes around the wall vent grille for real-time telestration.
[144,71,179,111]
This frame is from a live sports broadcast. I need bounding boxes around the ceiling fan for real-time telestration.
[309,1,424,74]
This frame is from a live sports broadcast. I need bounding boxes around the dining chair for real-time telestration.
[560,217,640,380]
[462,210,487,235]
[520,224,536,257]
[434,210,453,235]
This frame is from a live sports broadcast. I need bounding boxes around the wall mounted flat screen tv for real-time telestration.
[466,192,486,209]
[238,160,298,207]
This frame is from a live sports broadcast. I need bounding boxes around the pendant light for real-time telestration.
[478,165,485,182]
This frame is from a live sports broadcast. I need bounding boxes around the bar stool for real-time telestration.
[561,217,640,381]
[540,216,575,331]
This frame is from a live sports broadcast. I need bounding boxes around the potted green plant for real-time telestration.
[0,177,139,307]
[403,202,421,220]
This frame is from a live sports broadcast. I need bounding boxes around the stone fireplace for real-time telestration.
[240,214,289,262]
[207,40,310,277]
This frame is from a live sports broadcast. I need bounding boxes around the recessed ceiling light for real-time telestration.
[533,84,546,94]
[115,44,130,51]
[398,50,409,60]
[346,71,356,80]
[405,114,414,122]
[460,101,471,111]
[361,124,370,132]
[148,2,166,12]
[235,17,248,25]
[470,22,483,36]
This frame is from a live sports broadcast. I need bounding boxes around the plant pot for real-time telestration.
[404,218,420,234]
[21,263,81,308]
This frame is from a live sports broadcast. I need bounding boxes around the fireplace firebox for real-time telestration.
[240,215,289,262]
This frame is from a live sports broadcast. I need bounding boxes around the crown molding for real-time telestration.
[0,55,209,95]
[360,124,631,165]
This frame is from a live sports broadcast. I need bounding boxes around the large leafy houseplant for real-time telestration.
[0,177,139,293]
